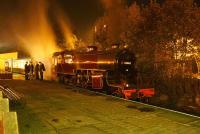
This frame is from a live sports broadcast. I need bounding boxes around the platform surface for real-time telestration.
[1,80,200,134]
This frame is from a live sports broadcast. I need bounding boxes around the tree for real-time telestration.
[157,0,200,76]
[95,0,129,49]
[128,1,162,74]
[120,2,141,52]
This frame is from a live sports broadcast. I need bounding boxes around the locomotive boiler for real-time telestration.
[52,46,154,100]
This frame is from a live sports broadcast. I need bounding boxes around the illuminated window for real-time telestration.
[64,54,73,63]
[123,61,132,65]
[5,61,9,67]
[57,55,62,63]
[53,58,57,65]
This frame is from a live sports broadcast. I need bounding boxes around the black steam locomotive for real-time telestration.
[52,46,154,100]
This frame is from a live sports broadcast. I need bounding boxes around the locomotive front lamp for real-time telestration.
[125,84,129,87]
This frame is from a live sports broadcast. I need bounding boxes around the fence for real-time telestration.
[0,72,13,80]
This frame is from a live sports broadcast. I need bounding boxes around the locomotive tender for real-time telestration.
[52,46,155,100]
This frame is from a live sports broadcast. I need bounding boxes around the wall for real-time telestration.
[0,52,18,71]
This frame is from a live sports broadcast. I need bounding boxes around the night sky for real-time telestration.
[57,0,104,37]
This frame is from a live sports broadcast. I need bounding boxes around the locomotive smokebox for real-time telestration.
[115,49,137,84]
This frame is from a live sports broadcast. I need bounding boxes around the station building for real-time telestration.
[0,51,30,75]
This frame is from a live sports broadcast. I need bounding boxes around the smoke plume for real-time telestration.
[0,0,76,79]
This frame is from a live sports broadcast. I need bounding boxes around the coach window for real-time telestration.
[53,57,57,65]
[64,54,73,63]
[57,55,62,64]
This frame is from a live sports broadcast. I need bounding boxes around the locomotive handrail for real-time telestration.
[108,84,123,89]
[76,69,107,72]
[57,72,75,76]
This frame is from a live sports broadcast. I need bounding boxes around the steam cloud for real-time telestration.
[0,0,76,79]
[0,0,76,54]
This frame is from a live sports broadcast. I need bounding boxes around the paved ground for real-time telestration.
[1,80,200,134]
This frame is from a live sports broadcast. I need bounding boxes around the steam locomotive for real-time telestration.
[52,46,155,100]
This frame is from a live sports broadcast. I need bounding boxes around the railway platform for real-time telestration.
[0,80,200,134]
